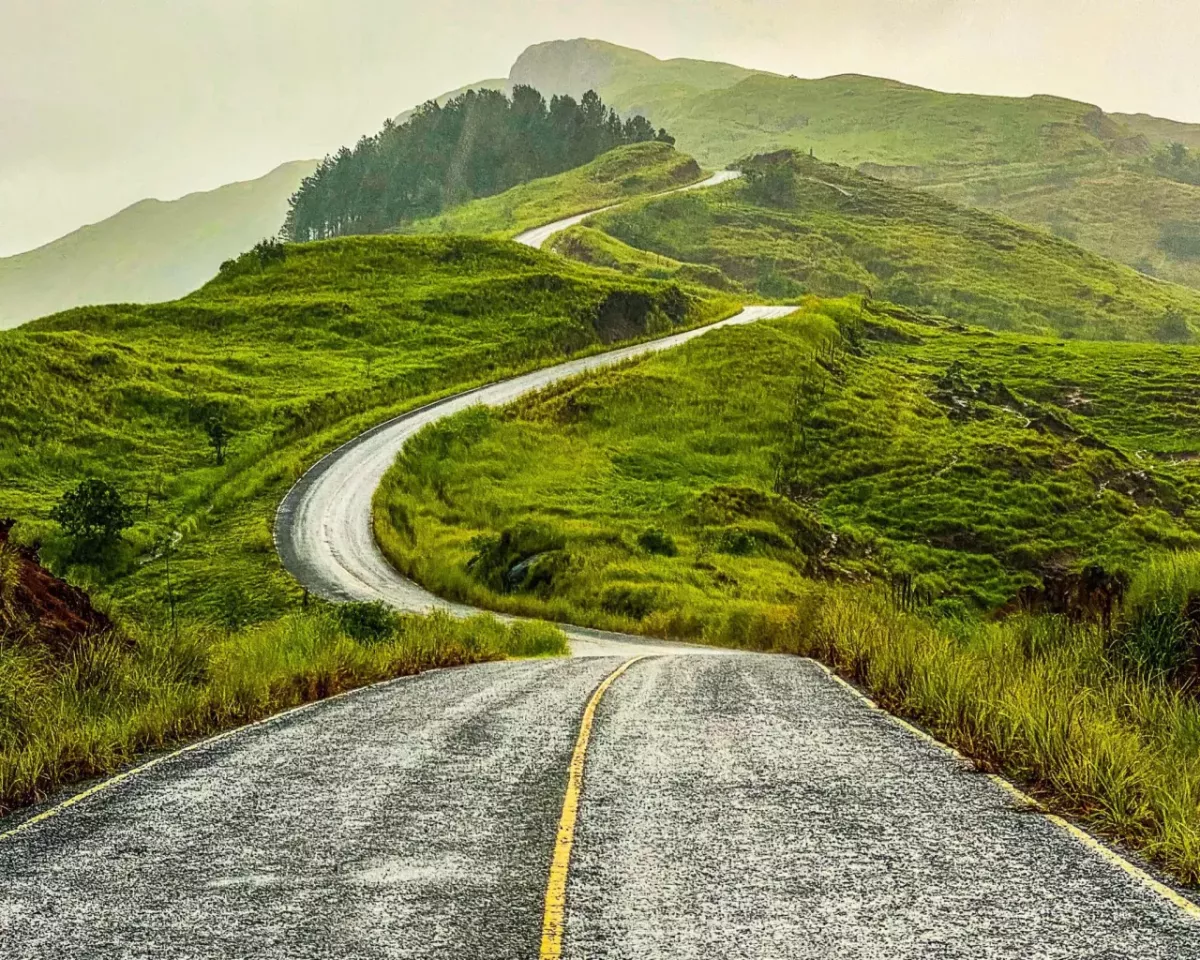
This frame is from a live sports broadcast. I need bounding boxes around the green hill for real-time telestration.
[402,141,702,237]
[1,234,732,621]
[510,39,1200,290]
[568,151,1200,341]
[0,161,316,330]
[376,301,1200,623]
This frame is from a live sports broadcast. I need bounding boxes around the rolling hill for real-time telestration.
[557,151,1200,341]
[9,38,1200,330]
[511,40,1200,291]
[0,160,316,330]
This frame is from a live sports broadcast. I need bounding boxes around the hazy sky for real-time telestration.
[3,0,1199,257]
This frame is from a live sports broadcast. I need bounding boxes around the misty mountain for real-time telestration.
[7,37,1200,328]
[0,160,316,330]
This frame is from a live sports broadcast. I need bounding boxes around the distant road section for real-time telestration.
[513,168,741,249]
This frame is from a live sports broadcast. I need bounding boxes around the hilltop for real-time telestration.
[9,37,1200,328]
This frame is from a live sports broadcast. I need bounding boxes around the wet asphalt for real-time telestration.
[3,655,1198,958]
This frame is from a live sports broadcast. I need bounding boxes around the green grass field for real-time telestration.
[579,153,1200,341]
[374,300,1200,625]
[374,297,1200,883]
[0,229,738,812]
[1,233,734,623]
[402,141,703,237]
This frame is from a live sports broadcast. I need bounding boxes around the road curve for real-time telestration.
[275,166,756,658]
[511,168,741,250]
[273,308,794,655]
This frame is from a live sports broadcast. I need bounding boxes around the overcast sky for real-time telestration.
[3,0,1198,257]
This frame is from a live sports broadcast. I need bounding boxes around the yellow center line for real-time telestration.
[540,656,645,959]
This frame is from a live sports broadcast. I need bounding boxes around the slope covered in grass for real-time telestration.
[929,166,1200,291]
[1,234,733,626]
[402,141,702,237]
[0,230,736,812]
[376,300,1200,624]
[0,161,316,330]
[374,298,1200,884]
[581,152,1200,341]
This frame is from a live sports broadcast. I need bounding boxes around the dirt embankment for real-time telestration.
[0,519,113,654]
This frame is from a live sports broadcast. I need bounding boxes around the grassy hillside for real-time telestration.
[374,301,1200,883]
[511,40,1200,290]
[402,142,702,237]
[1,235,733,624]
[0,232,736,812]
[375,301,1200,625]
[928,166,1200,290]
[577,152,1200,341]
[0,161,316,330]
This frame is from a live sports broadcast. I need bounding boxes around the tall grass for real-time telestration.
[1114,552,1200,681]
[740,586,1200,885]
[0,609,566,817]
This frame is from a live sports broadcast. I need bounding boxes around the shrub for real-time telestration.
[335,601,397,644]
[1112,552,1200,681]
[637,527,678,557]
[467,523,568,594]
[600,583,659,620]
[50,479,134,560]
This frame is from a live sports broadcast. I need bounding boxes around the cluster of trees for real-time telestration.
[282,86,674,241]
[1144,141,1200,187]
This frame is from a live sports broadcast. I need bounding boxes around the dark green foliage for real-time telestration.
[637,527,677,556]
[335,601,398,645]
[1144,142,1200,187]
[50,479,134,559]
[743,155,800,208]
[283,86,667,240]
[1112,554,1200,682]
[468,523,568,594]
[204,410,233,466]
[1156,309,1193,344]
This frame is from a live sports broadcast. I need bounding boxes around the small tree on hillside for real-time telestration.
[204,411,233,466]
[52,479,134,560]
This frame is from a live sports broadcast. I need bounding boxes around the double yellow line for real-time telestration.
[539,656,644,959]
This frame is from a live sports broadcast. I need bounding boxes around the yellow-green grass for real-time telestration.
[401,141,702,238]
[786,586,1200,886]
[374,300,1200,624]
[0,233,735,627]
[0,232,733,812]
[0,606,565,817]
[584,153,1200,341]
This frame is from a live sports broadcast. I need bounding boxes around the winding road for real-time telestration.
[3,174,1200,958]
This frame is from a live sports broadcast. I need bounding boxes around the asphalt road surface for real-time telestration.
[4,173,1199,957]
[3,656,1198,958]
